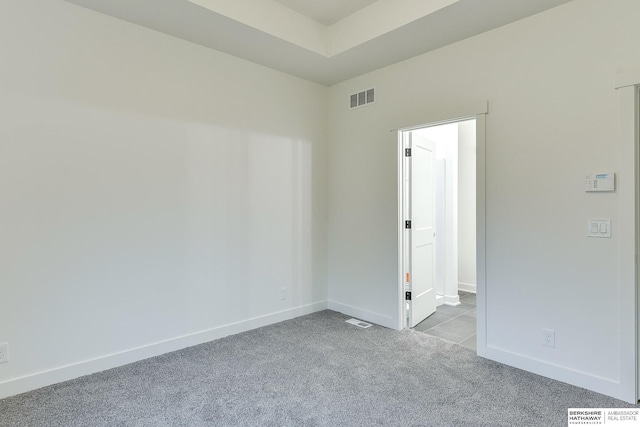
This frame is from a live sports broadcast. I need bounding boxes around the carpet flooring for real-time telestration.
[0,310,637,426]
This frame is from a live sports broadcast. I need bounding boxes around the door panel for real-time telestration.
[410,133,437,327]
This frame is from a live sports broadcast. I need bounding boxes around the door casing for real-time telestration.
[396,113,486,356]
[614,69,639,402]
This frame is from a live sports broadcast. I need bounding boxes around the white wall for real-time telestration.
[327,0,639,400]
[457,120,476,292]
[0,0,328,398]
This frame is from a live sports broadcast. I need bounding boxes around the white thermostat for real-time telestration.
[585,172,615,192]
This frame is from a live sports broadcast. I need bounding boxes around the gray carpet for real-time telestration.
[0,310,636,426]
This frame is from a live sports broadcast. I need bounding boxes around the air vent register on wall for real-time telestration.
[350,88,375,109]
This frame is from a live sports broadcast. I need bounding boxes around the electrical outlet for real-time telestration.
[542,329,555,348]
[0,343,8,364]
[280,287,287,300]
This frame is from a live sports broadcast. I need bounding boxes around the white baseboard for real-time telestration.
[0,301,328,400]
[484,345,629,402]
[458,282,476,294]
[443,294,460,306]
[327,300,395,330]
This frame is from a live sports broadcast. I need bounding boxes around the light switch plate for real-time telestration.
[588,219,611,238]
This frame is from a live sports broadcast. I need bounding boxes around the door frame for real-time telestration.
[396,112,487,356]
[616,69,640,402]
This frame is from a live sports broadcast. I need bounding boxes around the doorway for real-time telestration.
[398,117,478,348]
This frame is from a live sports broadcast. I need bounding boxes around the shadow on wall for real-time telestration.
[184,124,316,321]
[0,109,316,378]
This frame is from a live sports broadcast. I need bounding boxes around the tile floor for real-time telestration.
[414,291,476,350]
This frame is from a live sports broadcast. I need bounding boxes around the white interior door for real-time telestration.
[409,133,437,327]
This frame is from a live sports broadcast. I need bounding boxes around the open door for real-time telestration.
[409,133,437,327]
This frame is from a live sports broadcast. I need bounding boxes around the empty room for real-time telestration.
[2,0,640,425]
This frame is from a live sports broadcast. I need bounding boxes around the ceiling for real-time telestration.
[64,0,573,86]
[272,0,378,26]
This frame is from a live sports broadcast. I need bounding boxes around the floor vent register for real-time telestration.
[346,318,372,328]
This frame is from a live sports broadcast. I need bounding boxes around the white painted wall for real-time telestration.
[457,120,476,292]
[327,0,640,400]
[0,0,327,398]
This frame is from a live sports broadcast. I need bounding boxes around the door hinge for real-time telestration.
[405,148,411,157]
[405,291,412,301]
[405,220,411,229]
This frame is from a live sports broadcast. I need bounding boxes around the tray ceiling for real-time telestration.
[64,0,573,85]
